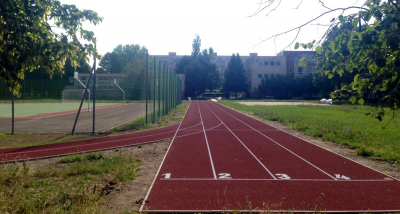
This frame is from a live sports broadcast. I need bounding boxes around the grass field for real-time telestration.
[220,100,400,163]
[0,102,122,117]
[0,152,141,213]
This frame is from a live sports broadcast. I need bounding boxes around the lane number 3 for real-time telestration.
[275,173,291,180]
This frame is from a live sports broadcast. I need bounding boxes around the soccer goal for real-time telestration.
[62,89,86,103]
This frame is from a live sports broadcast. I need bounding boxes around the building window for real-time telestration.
[258,61,263,66]
[264,74,268,79]
[270,74,275,78]
[289,57,293,61]
[81,77,86,81]
[276,61,281,66]
[307,67,315,74]
[298,67,303,75]
[264,61,269,65]
[258,74,262,78]
[270,61,275,66]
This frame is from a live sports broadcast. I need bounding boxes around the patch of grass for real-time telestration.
[220,100,400,162]
[0,152,141,213]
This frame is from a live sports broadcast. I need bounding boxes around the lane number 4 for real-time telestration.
[335,174,350,180]
[275,174,291,180]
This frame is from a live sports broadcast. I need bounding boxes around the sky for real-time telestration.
[60,0,366,58]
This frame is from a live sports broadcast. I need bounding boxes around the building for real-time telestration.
[277,50,317,76]
[155,51,316,98]
[244,53,287,91]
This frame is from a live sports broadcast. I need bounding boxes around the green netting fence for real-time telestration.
[0,52,183,133]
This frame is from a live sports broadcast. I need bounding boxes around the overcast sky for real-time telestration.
[60,0,365,57]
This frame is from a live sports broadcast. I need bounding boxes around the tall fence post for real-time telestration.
[145,50,148,125]
[158,60,161,118]
[92,47,97,135]
[153,56,156,124]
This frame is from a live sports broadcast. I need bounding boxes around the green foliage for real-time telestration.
[223,53,248,99]
[0,0,103,94]
[257,74,317,99]
[0,152,141,213]
[301,0,400,120]
[221,100,400,162]
[191,34,201,59]
[176,35,221,97]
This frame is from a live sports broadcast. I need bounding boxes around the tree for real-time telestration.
[223,54,248,99]
[176,35,221,97]
[254,0,400,121]
[0,0,102,94]
[191,34,201,59]
[97,44,147,74]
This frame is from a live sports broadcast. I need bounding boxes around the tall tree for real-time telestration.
[0,0,102,94]
[98,44,147,74]
[223,54,248,99]
[191,34,201,59]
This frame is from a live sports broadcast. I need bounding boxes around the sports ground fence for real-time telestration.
[0,53,183,133]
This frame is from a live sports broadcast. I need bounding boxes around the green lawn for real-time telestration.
[220,100,400,162]
[0,102,121,117]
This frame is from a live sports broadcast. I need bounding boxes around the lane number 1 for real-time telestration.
[162,173,171,179]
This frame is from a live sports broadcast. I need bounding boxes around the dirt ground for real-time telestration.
[2,100,399,213]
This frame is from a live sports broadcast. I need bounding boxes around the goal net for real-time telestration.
[62,89,85,102]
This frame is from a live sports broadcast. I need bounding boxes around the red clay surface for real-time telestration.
[142,101,400,212]
[0,124,179,162]
[0,103,124,120]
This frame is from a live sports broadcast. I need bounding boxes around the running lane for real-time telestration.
[0,124,179,162]
[207,101,390,180]
[143,100,400,212]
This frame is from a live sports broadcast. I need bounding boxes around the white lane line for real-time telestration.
[175,123,223,139]
[139,101,191,212]
[160,178,394,182]
[201,101,277,180]
[197,101,217,180]
[0,122,203,156]
[208,101,338,181]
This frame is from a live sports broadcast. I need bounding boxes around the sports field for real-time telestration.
[0,102,122,118]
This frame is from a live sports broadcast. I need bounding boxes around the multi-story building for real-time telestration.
[155,51,316,98]
[277,50,317,76]
[244,53,287,91]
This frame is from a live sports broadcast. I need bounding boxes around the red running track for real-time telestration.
[0,124,180,162]
[0,103,124,120]
[141,101,400,212]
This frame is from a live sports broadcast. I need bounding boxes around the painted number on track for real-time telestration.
[275,174,291,180]
[218,173,232,179]
[162,173,171,179]
[335,174,350,180]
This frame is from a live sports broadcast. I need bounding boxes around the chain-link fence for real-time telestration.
[0,53,183,133]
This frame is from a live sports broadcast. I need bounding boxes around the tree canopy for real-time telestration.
[223,53,248,99]
[175,35,221,97]
[300,0,400,120]
[0,0,103,94]
[97,44,147,74]
[254,0,400,120]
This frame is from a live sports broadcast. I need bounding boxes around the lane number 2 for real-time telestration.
[218,173,232,179]
[162,173,171,179]
[335,174,350,180]
[275,174,291,180]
